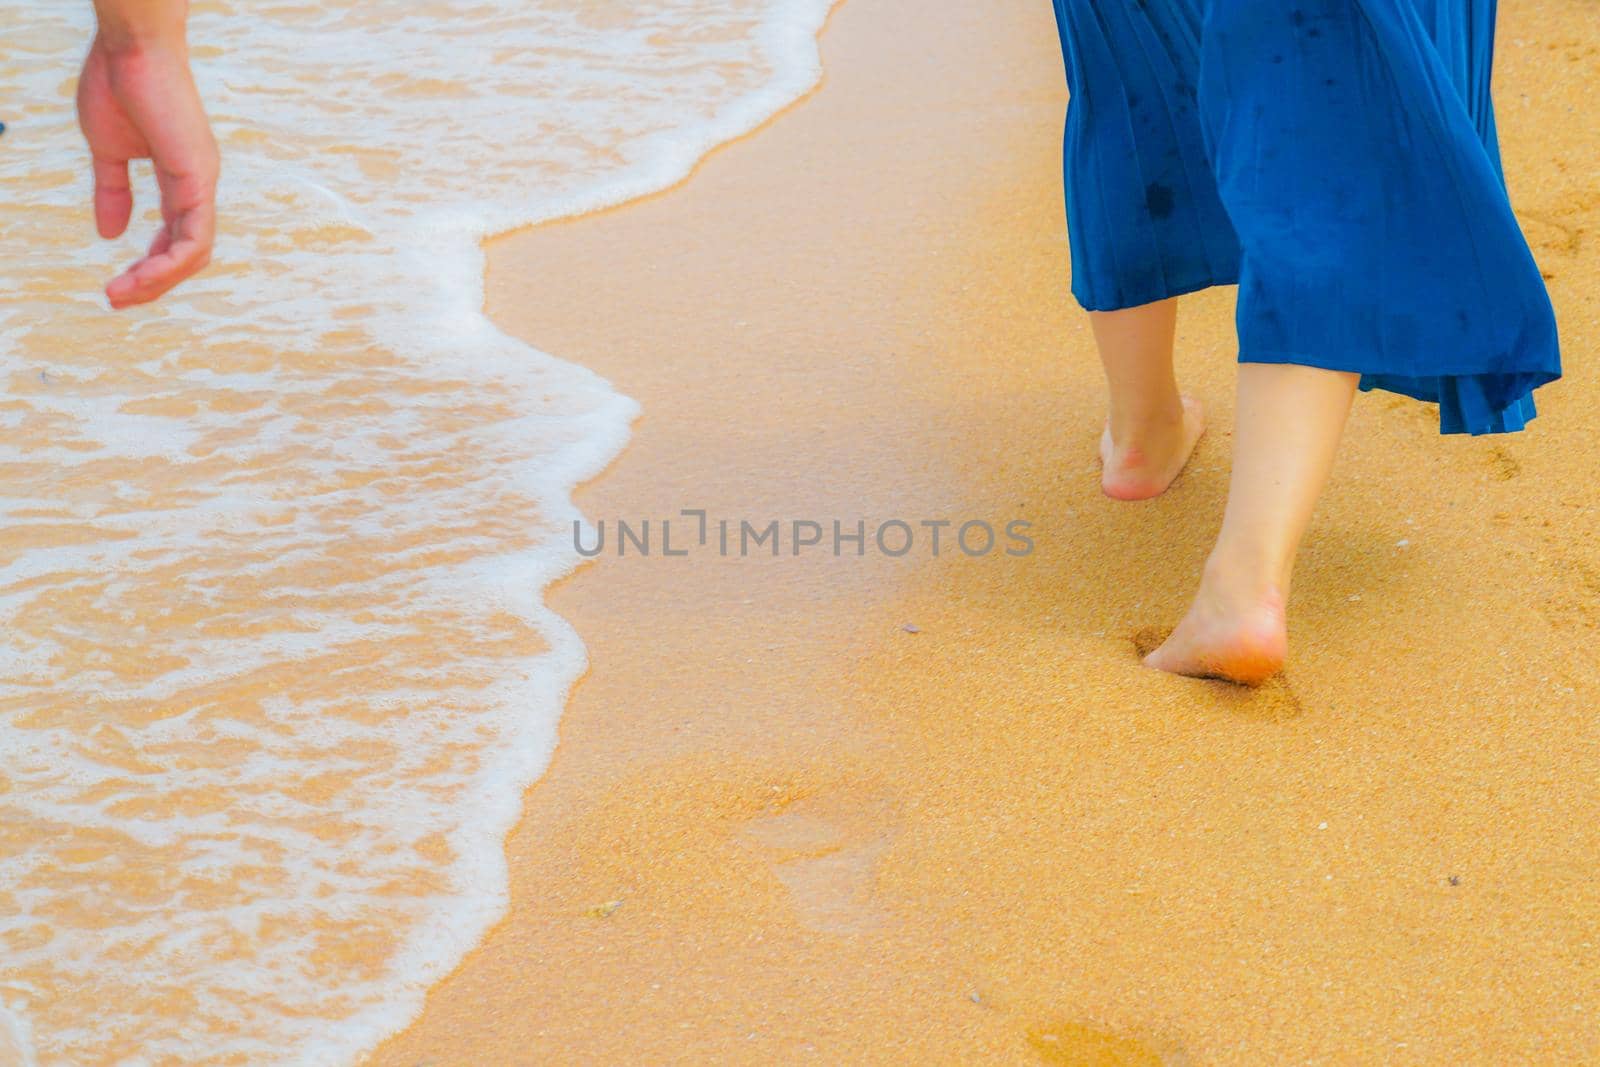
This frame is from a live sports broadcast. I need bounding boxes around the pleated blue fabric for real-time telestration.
[1050,0,1561,435]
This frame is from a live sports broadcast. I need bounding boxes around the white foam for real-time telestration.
[0,1001,39,1067]
[0,1,835,1062]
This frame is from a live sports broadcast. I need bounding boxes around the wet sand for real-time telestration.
[373,0,1600,1062]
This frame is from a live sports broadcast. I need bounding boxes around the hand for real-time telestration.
[77,33,218,309]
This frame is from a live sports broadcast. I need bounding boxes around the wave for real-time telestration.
[0,1,835,1062]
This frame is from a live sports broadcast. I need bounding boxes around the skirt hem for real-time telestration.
[1239,348,1557,436]
[1071,270,1241,313]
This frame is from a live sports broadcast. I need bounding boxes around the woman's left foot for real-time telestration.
[1144,566,1288,685]
[1099,394,1206,501]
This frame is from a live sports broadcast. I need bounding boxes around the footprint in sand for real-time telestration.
[1131,626,1169,661]
[1519,209,1584,257]
[1486,443,1522,481]
[735,794,897,935]
[1536,553,1600,636]
[1026,1020,1185,1066]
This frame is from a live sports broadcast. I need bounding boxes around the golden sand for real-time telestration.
[375,0,1599,1061]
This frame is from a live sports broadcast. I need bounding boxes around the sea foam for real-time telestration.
[0,1,834,1062]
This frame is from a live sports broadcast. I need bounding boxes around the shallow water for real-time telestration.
[0,1,832,1062]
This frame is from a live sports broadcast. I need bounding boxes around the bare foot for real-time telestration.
[1143,569,1288,686]
[1099,395,1205,501]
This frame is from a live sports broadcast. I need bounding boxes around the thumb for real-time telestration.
[93,155,133,239]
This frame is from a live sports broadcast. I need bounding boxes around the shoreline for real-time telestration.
[374,0,1600,1062]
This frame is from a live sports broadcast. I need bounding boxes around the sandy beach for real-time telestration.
[374,0,1599,1062]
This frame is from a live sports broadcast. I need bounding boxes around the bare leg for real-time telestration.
[1090,298,1206,500]
[1144,362,1359,684]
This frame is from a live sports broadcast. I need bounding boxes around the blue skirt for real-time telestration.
[1050,0,1561,435]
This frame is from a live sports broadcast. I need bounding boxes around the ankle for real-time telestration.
[1107,398,1186,448]
[1201,547,1290,609]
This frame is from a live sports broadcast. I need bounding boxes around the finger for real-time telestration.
[92,156,133,239]
[106,201,215,309]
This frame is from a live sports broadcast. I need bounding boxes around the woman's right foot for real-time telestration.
[1098,394,1206,501]
[1143,562,1288,686]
